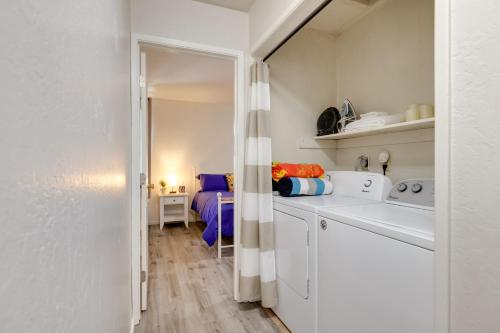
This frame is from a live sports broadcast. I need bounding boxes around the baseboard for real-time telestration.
[148,219,197,226]
[130,317,135,333]
[148,219,159,226]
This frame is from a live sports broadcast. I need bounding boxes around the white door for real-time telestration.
[274,210,309,299]
[139,51,149,311]
[272,202,317,333]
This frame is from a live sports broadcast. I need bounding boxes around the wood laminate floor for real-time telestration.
[135,222,290,333]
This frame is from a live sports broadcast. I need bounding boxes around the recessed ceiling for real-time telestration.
[192,0,255,12]
[142,45,234,103]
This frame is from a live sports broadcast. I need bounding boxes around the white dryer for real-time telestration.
[272,171,392,333]
[317,179,435,333]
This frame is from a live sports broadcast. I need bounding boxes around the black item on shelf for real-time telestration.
[316,107,340,136]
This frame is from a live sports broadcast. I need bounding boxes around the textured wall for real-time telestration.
[450,0,500,331]
[0,1,131,332]
[149,99,234,224]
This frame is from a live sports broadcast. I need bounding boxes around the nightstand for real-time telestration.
[159,193,189,229]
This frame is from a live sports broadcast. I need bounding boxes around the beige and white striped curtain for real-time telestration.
[239,61,277,308]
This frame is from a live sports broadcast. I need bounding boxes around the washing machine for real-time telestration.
[317,179,434,333]
[272,171,392,333]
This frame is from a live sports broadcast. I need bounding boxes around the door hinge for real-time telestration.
[139,75,146,88]
[140,173,146,186]
[306,229,310,246]
[141,270,146,283]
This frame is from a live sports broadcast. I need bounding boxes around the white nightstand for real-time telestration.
[159,193,189,230]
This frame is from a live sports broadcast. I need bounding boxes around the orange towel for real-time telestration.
[272,163,325,182]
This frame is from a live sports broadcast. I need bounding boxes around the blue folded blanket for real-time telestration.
[277,177,333,197]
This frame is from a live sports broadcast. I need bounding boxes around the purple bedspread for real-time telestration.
[191,191,234,246]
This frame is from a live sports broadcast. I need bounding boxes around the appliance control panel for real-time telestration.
[327,171,392,201]
[386,179,434,210]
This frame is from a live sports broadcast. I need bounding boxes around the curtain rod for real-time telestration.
[263,0,334,62]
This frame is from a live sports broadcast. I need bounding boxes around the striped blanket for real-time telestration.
[276,177,333,197]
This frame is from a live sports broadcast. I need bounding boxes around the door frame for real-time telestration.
[130,33,246,325]
[434,0,451,331]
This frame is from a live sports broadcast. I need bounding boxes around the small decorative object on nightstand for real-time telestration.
[178,185,186,193]
[159,192,189,229]
[159,180,167,194]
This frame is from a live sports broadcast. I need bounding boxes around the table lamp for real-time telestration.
[168,174,177,194]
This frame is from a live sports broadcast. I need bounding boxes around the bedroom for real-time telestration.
[139,44,240,324]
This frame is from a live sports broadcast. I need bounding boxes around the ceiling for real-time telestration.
[143,45,234,104]
[307,0,374,36]
[192,0,255,12]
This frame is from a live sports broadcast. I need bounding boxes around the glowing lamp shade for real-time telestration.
[167,174,177,193]
[167,174,177,186]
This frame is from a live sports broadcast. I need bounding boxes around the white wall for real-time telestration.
[334,131,434,181]
[450,0,500,331]
[131,0,249,51]
[335,0,434,114]
[0,1,131,332]
[267,28,337,169]
[332,0,435,182]
[149,99,234,224]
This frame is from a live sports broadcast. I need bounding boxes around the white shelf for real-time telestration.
[314,118,435,140]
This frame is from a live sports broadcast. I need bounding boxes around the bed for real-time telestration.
[191,174,234,258]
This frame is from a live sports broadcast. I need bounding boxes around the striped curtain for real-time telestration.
[239,61,277,308]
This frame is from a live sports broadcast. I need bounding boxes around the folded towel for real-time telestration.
[277,177,333,197]
[272,163,325,182]
[344,113,405,132]
[360,111,389,118]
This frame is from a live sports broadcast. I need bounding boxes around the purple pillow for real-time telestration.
[198,174,229,192]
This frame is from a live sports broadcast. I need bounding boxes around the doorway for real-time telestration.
[130,34,246,325]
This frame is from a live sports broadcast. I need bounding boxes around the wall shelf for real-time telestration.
[314,118,435,140]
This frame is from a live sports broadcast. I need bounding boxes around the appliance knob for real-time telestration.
[397,183,408,192]
[320,220,327,230]
[412,183,423,193]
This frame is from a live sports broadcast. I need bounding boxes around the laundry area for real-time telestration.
[265,0,435,332]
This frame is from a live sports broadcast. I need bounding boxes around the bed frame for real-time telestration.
[191,169,235,258]
[216,192,235,258]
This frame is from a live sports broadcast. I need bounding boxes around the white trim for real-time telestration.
[130,34,141,326]
[434,0,451,331]
[335,128,434,149]
[234,49,246,301]
[130,318,135,333]
[251,0,325,58]
[139,51,149,312]
[130,33,246,320]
